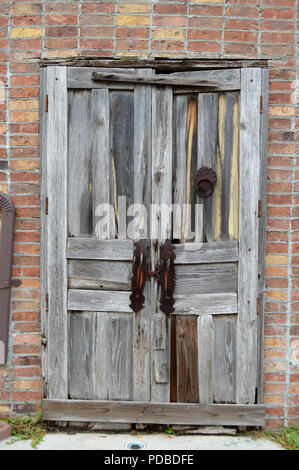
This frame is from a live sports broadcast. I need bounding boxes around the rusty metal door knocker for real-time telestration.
[195,167,217,198]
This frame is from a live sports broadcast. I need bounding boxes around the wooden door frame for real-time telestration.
[40,60,268,426]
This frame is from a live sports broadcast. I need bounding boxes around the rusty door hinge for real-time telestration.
[258,200,261,218]
[257,297,260,315]
[146,264,160,281]
[45,197,48,215]
[45,293,48,311]
[260,96,263,113]
[45,94,48,113]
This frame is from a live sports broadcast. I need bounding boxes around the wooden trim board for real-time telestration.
[43,400,265,426]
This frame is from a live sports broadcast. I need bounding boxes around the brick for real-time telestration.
[11,3,42,15]
[45,15,78,26]
[152,29,185,40]
[10,27,42,39]
[118,3,151,14]
[116,15,150,27]
[154,4,187,15]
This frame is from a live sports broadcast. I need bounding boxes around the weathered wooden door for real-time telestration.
[41,65,268,426]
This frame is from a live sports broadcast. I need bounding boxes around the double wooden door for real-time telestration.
[41,65,267,426]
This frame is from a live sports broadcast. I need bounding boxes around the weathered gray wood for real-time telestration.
[213,316,236,404]
[132,69,152,402]
[46,66,68,399]
[67,90,92,237]
[151,85,173,402]
[175,263,237,295]
[153,313,169,384]
[174,241,238,264]
[94,313,133,400]
[40,67,48,397]
[257,69,269,404]
[43,400,265,426]
[197,93,218,242]
[110,90,134,236]
[197,315,214,404]
[67,238,133,260]
[68,67,135,89]
[91,88,112,238]
[237,68,261,404]
[174,293,237,316]
[68,260,131,291]
[91,71,240,90]
[68,313,94,399]
[68,289,132,312]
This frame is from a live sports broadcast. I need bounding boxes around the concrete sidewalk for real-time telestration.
[0,431,284,450]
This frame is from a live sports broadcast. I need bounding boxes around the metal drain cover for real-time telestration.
[126,441,145,450]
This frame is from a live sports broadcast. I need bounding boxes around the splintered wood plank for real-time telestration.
[67,67,135,89]
[68,289,132,312]
[174,293,237,316]
[68,313,95,399]
[197,93,218,242]
[91,88,112,239]
[67,238,133,260]
[91,70,240,90]
[175,263,237,295]
[173,94,198,243]
[198,315,214,404]
[46,66,68,399]
[213,92,239,242]
[110,90,134,237]
[67,90,92,237]
[93,312,133,401]
[237,68,261,404]
[174,241,238,264]
[133,69,152,402]
[152,313,170,385]
[43,400,265,426]
[68,260,131,291]
[213,316,236,404]
[151,85,173,402]
[176,316,199,403]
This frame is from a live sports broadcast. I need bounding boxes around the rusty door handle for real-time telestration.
[159,240,176,316]
[195,167,217,198]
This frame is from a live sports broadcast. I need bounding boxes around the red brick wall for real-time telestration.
[0,0,298,429]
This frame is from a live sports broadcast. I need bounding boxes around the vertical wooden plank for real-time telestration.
[68,313,94,399]
[46,66,68,399]
[237,68,261,404]
[197,93,218,242]
[213,315,236,404]
[197,315,214,404]
[176,316,199,403]
[110,91,134,238]
[213,92,239,242]
[91,88,112,239]
[170,316,177,402]
[133,69,152,402]
[257,68,269,404]
[68,90,92,237]
[151,86,173,402]
[40,67,48,398]
[93,312,133,401]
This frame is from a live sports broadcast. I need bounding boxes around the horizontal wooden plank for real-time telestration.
[175,263,237,295]
[68,289,132,312]
[68,67,135,89]
[170,69,240,91]
[67,238,133,260]
[68,260,131,291]
[174,241,238,264]
[43,399,265,426]
[91,72,221,88]
[174,293,238,315]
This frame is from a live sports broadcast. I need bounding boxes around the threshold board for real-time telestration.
[43,400,265,427]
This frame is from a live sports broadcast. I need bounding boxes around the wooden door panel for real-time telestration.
[69,312,133,400]
[175,263,237,295]
[68,259,131,291]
